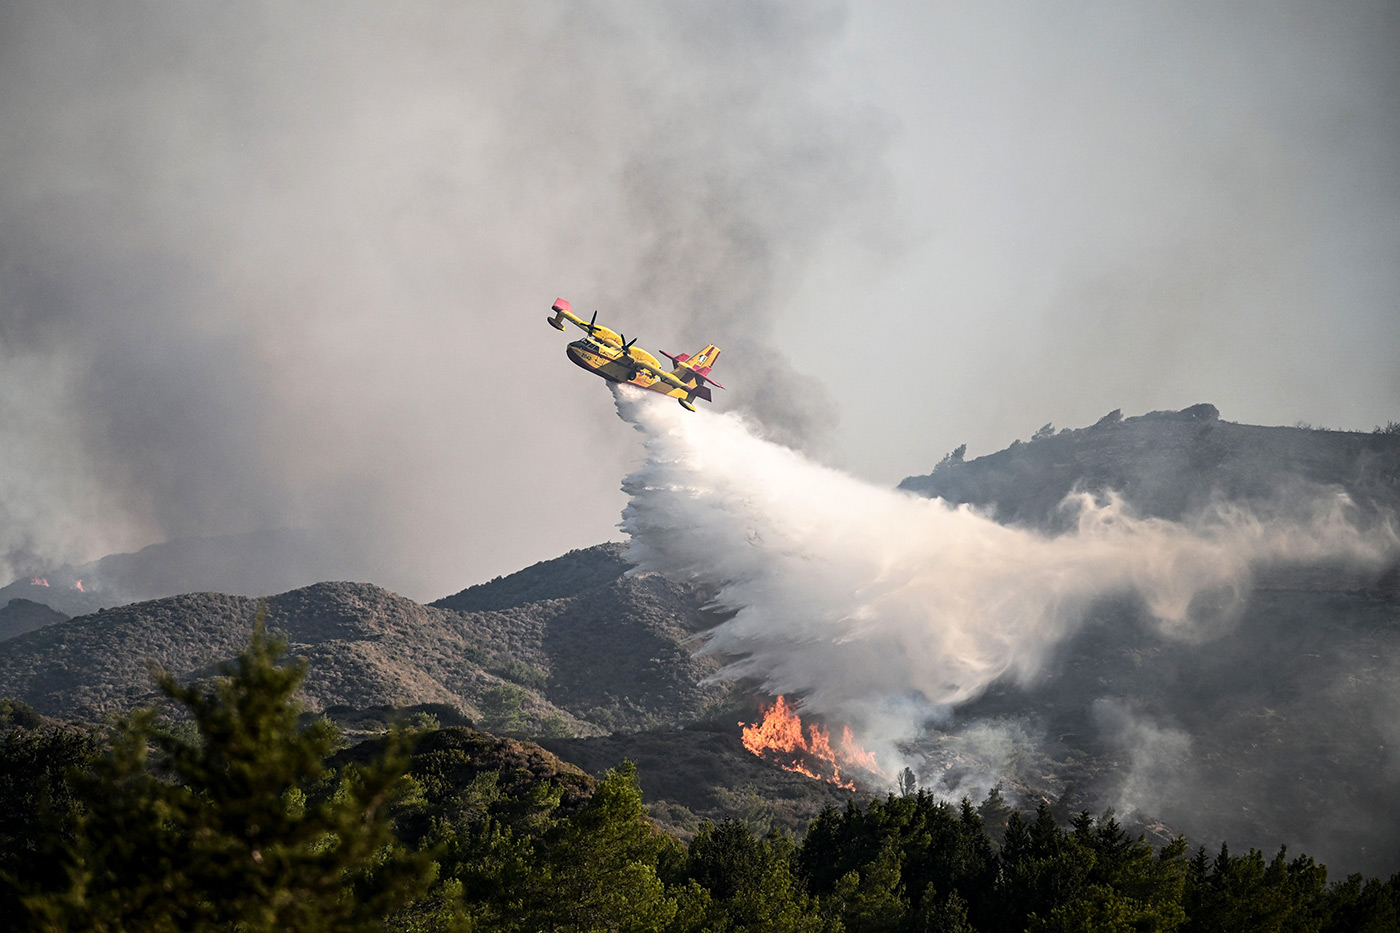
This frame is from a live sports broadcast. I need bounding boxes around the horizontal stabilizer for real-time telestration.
[662,345,723,389]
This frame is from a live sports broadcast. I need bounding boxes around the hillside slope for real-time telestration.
[0,528,383,622]
[0,599,69,642]
[433,545,728,730]
[435,543,633,612]
[897,406,1400,876]
[0,586,562,724]
[540,721,855,839]
[900,405,1400,528]
[0,547,729,734]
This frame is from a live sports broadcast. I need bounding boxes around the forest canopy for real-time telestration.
[2,627,1397,932]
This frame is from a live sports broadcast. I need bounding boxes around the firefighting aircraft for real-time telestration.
[546,298,724,411]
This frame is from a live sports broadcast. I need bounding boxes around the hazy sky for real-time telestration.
[1,1,1396,598]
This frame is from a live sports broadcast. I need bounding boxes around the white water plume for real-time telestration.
[615,387,1397,764]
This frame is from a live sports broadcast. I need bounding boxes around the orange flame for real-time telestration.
[72,580,84,591]
[29,577,50,587]
[740,695,882,790]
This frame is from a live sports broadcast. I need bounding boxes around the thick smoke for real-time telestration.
[4,1,1394,600]
[0,1,886,594]
[615,387,1398,773]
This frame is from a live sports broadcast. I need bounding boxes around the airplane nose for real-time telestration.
[565,344,594,373]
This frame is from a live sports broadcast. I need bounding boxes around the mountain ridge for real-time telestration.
[894,404,1400,876]
[0,553,728,735]
[900,404,1400,531]
[2,405,1397,873]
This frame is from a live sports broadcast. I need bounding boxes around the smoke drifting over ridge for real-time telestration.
[0,2,885,594]
[615,387,1398,776]
[4,1,1395,604]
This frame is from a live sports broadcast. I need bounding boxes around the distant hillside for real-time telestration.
[0,547,729,734]
[0,599,68,642]
[897,405,1400,877]
[0,579,100,621]
[0,528,382,623]
[435,542,633,612]
[432,546,730,731]
[900,404,1400,529]
[0,586,558,725]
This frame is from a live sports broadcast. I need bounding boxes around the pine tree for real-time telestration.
[914,886,975,933]
[978,785,1014,848]
[24,615,432,932]
[686,819,767,901]
[527,761,677,932]
[0,725,98,919]
[684,819,834,932]
[831,838,907,932]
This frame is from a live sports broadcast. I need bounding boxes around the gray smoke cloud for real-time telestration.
[920,718,1039,809]
[615,386,1398,778]
[3,1,1395,607]
[0,1,890,595]
[790,2,1400,480]
[1091,698,1195,820]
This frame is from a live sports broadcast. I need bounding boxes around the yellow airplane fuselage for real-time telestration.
[566,337,693,403]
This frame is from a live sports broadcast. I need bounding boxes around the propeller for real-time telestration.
[619,335,638,360]
[587,310,599,335]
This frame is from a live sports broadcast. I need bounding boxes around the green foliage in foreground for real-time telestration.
[3,623,1399,932]
[14,617,432,932]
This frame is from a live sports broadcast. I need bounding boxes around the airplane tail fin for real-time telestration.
[660,344,725,391]
[689,345,720,371]
[685,345,723,389]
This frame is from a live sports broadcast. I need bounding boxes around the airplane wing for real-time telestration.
[630,358,691,390]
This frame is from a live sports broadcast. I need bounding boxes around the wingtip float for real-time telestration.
[546,297,724,411]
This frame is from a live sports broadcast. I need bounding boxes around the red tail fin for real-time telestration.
[661,345,723,388]
[687,345,723,389]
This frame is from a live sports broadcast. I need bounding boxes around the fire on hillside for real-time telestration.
[26,577,83,590]
[740,695,884,790]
